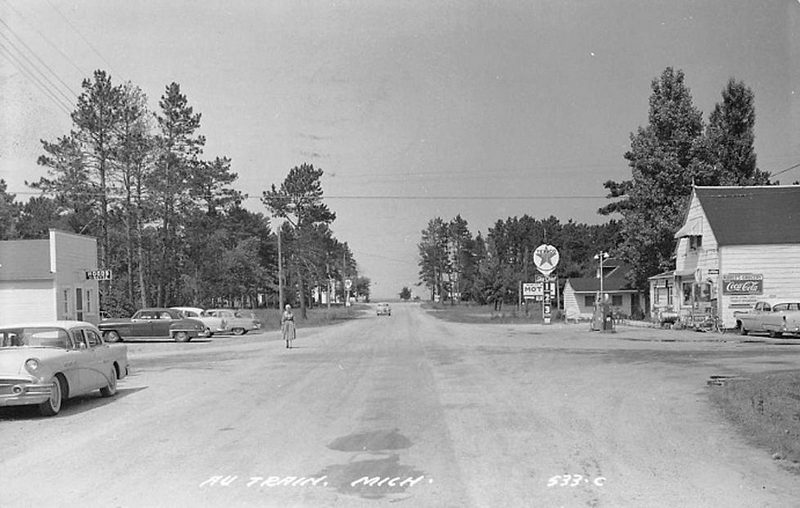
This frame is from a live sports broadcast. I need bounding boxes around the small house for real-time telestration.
[564,259,643,321]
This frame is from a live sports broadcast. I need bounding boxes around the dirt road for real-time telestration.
[1,304,799,507]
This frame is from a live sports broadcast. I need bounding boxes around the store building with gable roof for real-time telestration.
[649,185,800,328]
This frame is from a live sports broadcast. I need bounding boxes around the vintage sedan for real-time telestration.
[0,321,128,416]
[205,309,262,335]
[170,307,227,337]
[376,302,392,316]
[735,301,800,338]
[99,308,205,342]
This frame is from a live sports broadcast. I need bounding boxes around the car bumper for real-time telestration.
[0,379,54,407]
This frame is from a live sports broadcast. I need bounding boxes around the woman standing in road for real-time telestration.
[281,304,296,348]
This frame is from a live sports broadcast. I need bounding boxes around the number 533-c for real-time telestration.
[547,474,606,487]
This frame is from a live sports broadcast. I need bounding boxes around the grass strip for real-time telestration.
[709,370,800,472]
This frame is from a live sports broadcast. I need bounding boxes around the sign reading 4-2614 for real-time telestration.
[85,269,113,281]
[533,244,560,277]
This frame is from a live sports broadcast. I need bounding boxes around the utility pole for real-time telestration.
[277,226,284,311]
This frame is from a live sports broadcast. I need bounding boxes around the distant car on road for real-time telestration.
[0,321,128,416]
[376,303,392,316]
[735,301,800,338]
[99,308,205,342]
[205,309,262,335]
[170,307,227,337]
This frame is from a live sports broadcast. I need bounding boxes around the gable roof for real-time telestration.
[693,186,800,246]
[566,260,638,293]
[566,276,639,293]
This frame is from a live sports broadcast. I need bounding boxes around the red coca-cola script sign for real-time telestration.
[722,273,763,295]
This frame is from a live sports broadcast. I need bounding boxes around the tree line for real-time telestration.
[417,214,620,308]
[418,67,779,306]
[0,70,366,317]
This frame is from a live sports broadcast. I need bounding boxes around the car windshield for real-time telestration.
[0,327,71,349]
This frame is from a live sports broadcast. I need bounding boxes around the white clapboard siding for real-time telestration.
[563,281,582,321]
[719,244,800,327]
[676,193,719,273]
[0,281,57,324]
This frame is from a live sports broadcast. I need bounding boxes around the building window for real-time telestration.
[611,295,623,306]
[689,235,703,250]
[86,290,92,313]
[585,295,596,308]
[63,289,69,316]
[682,282,692,305]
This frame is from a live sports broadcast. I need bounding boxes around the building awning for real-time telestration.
[648,270,674,280]
[674,219,702,239]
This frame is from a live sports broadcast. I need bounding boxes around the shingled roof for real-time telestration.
[566,259,638,293]
[693,186,800,246]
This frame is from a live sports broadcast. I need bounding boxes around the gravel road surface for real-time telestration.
[1,303,799,507]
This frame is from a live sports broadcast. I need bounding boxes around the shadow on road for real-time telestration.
[0,386,147,421]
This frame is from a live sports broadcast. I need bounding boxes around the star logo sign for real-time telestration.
[536,247,557,268]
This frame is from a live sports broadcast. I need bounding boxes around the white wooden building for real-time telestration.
[649,185,800,328]
[0,230,100,324]
[564,259,643,321]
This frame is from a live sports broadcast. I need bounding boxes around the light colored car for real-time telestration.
[735,301,800,338]
[0,321,129,416]
[170,307,227,337]
[376,303,391,316]
[205,309,262,335]
[99,308,206,342]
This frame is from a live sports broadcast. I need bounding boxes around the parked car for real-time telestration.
[0,321,128,416]
[170,307,227,337]
[376,302,392,316]
[98,308,205,342]
[735,301,800,338]
[205,309,262,335]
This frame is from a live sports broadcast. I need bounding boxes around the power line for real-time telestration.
[771,162,800,177]
[44,0,122,80]
[0,15,78,104]
[0,40,73,115]
[8,189,607,201]
[1,0,87,77]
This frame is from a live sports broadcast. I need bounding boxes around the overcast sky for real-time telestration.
[1,0,798,299]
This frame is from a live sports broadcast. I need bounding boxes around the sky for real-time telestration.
[1,0,798,299]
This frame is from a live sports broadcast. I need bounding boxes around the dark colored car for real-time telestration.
[98,308,205,342]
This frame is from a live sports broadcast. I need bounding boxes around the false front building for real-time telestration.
[0,230,101,325]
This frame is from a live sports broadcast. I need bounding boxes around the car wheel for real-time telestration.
[174,331,190,342]
[231,327,245,336]
[38,375,64,417]
[100,367,117,397]
[768,330,783,338]
[203,327,213,338]
[104,330,122,343]
[738,323,748,336]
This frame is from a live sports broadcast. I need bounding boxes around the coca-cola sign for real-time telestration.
[722,273,763,295]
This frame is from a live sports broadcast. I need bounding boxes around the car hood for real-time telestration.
[0,348,67,376]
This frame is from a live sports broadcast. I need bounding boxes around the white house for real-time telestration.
[0,230,100,324]
[564,259,643,321]
[650,185,800,328]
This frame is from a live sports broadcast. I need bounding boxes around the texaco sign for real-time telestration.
[533,244,560,276]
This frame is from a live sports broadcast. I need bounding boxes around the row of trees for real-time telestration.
[417,214,620,308]
[418,67,778,305]
[0,70,366,317]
